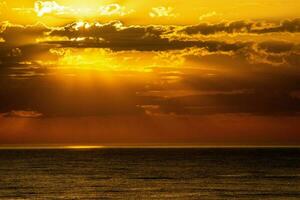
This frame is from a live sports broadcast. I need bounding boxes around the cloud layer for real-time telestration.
[0,19,300,117]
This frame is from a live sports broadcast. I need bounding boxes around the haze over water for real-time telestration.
[0,148,299,199]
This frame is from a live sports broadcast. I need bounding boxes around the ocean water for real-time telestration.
[0,148,299,200]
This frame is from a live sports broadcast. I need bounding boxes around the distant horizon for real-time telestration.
[1,144,300,149]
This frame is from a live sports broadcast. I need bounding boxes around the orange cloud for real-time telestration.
[2,110,43,118]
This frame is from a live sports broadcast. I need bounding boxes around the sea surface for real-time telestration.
[0,148,299,199]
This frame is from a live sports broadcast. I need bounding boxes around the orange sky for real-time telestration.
[0,0,300,146]
[1,115,300,146]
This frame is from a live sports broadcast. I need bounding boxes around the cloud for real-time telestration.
[149,7,177,18]
[1,19,299,50]
[253,18,300,34]
[199,11,218,21]
[0,21,299,70]
[181,18,300,35]
[0,22,49,44]
[49,21,165,41]
[258,41,300,54]
[0,19,300,117]
[34,1,133,17]
[46,21,251,51]
[140,91,300,116]
[2,110,43,118]
[0,76,146,117]
[158,40,300,67]
[34,0,65,17]
[99,4,133,16]
[247,41,300,66]
[0,20,299,80]
[0,42,59,63]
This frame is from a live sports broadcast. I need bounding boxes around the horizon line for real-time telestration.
[0,145,300,150]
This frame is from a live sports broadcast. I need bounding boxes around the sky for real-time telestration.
[0,0,300,146]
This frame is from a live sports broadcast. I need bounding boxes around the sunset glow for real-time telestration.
[0,0,300,146]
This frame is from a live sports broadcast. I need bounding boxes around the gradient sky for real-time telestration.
[0,0,300,146]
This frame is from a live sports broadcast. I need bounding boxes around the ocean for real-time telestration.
[0,148,299,199]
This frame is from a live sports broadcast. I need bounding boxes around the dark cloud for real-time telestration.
[0,43,59,79]
[50,21,165,41]
[253,18,300,34]
[180,18,300,35]
[0,20,299,53]
[258,41,300,54]
[3,73,300,117]
[0,20,249,52]
[250,41,300,66]
[45,39,249,52]
[47,19,300,42]
[0,43,59,63]
[0,19,299,48]
[181,20,253,35]
[0,20,300,117]
[180,48,300,90]
[47,21,248,51]
[0,22,49,44]
[142,91,300,116]
[0,77,145,117]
